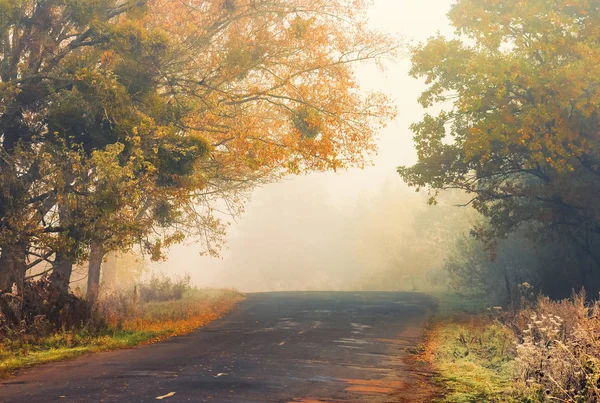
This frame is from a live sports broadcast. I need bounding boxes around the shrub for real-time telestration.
[0,277,106,349]
[97,287,139,323]
[137,274,192,303]
[514,291,600,402]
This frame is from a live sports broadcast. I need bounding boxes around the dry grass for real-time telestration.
[103,288,243,337]
[512,291,600,402]
[0,289,244,377]
[423,290,600,403]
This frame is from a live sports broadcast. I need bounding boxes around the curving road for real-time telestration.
[0,292,435,403]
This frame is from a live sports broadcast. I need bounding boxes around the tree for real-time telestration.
[0,0,212,294]
[0,0,150,292]
[0,0,397,298]
[399,0,600,270]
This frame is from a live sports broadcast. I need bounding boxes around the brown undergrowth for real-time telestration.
[0,288,244,377]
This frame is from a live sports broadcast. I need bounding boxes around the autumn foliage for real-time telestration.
[0,0,396,302]
[399,0,600,280]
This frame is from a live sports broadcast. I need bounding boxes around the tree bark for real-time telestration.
[101,252,118,290]
[87,241,105,306]
[49,197,74,293]
[50,251,73,293]
[0,242,28,293]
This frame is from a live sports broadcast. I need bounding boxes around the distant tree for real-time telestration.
[352,187,475,291]
[444,229,541,305]
[399,0,600,269]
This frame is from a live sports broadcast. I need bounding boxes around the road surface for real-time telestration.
[0,292,435,402]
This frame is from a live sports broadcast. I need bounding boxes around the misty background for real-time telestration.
[151,0,456,292]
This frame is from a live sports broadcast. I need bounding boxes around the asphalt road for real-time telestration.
[0,292,435,403]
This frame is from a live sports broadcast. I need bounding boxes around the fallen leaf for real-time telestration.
[156,392,176,400]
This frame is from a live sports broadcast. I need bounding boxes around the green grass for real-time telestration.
[423,292,518,403]
[428,290,490,317]
[0,329,164,376]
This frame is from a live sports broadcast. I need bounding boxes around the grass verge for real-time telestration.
[419,293,517,403]
[0,289,244,378]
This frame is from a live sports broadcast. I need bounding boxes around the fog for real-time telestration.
[151,0,458,292]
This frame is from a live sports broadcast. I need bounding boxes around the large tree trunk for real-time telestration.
[87,241,105,306]
[49,199,74,293]
[0,242,27,293]
[50,251,73,293]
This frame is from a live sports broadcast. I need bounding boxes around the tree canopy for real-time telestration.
[399,0,600,263]
[0,0,396,296]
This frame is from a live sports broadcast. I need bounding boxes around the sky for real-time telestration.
[151,0,456,291]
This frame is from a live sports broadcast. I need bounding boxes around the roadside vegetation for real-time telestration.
[422,290,600,403]
[0,274,242,377]
[421,294,517,402]
[395,1,600,401]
